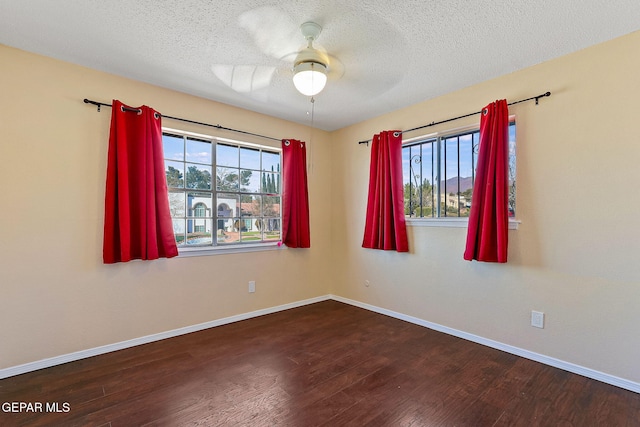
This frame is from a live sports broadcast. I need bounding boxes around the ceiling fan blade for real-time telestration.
[238,6,300,60]
[211,65,276,93]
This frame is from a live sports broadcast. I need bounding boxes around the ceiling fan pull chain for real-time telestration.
[308,96,315,175]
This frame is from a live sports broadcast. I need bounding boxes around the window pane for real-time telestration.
[402,146,413,216]
[185,164,212,190]
[168,191,185,217]
[216,193,238,218]
[163,134,184,161]
[262,151,280,172]
[261,171,280,194]
[458,134,474,217]
[217,218,240,244]
[165,161,184,188]
[240,147,260,170]
[404,144,425,217]
[172,219,185,246]
[442,137,458,216]
[186,138,211,165]
[403,142,432,217]
[402,145,411,189]
[421,143,435,218]
[217,143,239,167]
[508,123,516,216]
[458,134,473,182]
[444,137,459,182]
[187,192,212,218]
[216,167,239,191]
[473,132,480,183]
[241,195,261,217]
[240,169,260,193]
[469,132,480,203]
[241,221,262,242]
[263,196,280,217]
[186,219,212,245]
[263,218,281,241]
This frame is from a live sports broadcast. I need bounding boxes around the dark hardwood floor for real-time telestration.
[1,300,639,426]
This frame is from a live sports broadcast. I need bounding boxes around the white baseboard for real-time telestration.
[330,294,640,394]
[2,293,639,395]
[0,295,331,380]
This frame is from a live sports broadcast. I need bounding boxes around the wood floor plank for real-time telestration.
[1,300,639,426]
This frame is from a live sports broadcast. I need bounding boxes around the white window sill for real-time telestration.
[406,217,520,230]
[177,241,285,257]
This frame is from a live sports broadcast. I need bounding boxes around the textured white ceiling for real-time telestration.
[1,0,639,131]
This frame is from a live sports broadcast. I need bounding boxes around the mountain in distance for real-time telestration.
[440,176,473,193]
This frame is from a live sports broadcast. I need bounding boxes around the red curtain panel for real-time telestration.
[281,139,310,248]
[464,99,509,262]
[362,130,409,252]
[103,100,178,263]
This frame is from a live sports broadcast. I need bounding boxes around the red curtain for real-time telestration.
[103,100,178,263]
[281,139,310,248]
[464,99,509,262]
[362,131,409,252]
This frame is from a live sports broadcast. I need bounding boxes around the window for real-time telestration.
[163,131,281,250]
[402,122,516,219]
[192,203,207,233]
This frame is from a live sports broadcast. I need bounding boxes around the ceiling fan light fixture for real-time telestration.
[291,22,329,97]
[293,61,327,96]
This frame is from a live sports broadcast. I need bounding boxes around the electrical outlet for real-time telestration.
[248,281,256,293]
[531,310,544,328]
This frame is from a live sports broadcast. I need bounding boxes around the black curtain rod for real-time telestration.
[358,91,551,145]
[83,99,281,142]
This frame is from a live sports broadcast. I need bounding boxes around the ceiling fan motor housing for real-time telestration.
[294,22,329,70]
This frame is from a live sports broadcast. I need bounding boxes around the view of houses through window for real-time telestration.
[403,122,516,218]
[162,131,281,248]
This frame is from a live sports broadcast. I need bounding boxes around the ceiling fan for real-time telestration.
[291,22,330,96]
[211,9,343,98]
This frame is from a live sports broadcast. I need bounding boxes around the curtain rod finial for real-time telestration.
[535,91,552,105]
[84,98,101,112]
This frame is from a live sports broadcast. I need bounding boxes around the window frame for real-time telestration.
[402,120,520,229]
[162,127,284,256]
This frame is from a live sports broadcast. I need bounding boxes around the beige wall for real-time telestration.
[2,31,640,385]
[0,45,332,369]
[330,30,640,383]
